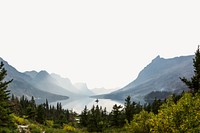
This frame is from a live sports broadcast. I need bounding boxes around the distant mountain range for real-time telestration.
[91,87,119,95]
[95,55,194,103]
[1,55,195,104]
[0,57,94,103]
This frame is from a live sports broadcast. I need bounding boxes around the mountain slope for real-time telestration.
[102,55,194,103]
[25,72,94,97]
[51,73,94,96]
[24,70,38,79]
[0,57,68,103]
[27,70,75,96]
[73,82,94,96]
[50,73,77,94]
[91,87,119,95]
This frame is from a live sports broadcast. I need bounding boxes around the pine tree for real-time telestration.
[110,104,124,127]
[10,94,21,115]
[87,105,96,132]
[86,105,105,132]
[45,99,50,119]
[132,101,142,115]
[0,62,13,128]
[180,45,200,94]
[80,106,88,127]
[124,96,133,123]
[36,104,45,124]
[151,98,162,114]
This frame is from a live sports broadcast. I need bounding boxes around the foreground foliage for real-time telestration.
[125,92,200,133]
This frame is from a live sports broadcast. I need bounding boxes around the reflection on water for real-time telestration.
[50,97,124,114]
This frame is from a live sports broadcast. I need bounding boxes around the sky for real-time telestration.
[0,0,200,89]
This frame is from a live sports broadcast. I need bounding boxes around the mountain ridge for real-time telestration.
[0,57,94,103]
[96,55,194,103]
[0,58,69,103]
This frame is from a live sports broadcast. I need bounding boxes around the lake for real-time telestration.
[50,97,124,114]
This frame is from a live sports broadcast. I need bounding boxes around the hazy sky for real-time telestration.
[0,1,200,89]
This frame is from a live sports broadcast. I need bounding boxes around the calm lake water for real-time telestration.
[50,97,124,114]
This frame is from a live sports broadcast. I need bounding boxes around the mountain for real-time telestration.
[0,57,68,103]
[24,70,38,79]
[25,70,75,97]
[91,87,119,95]
[51,73,94,96]
[24,71,94,97]
[100,55,194,103]
[51,73,75,91]
[0,57,93,103]
[25,71,93,97]
[73,83,94,96]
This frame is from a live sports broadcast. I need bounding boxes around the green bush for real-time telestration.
[63,124,76,132]
[0,127,11,133]
[45,120,54,127]
[12,114,29,125]
[29,124,42,133]
[103,127,127,133]
[151,93,200,132]
[30,128,41,133]
[52,123,60,128]
[0,128,18,133]
[125,93,200,133]
[125,110,154,133]
[45,128,66,133]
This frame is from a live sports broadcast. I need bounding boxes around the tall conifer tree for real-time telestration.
[180,45,200,94]
[0,62,13,128]
[124,96,133,123]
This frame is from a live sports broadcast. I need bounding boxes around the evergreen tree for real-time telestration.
[151,98,162,114]
[45,99,50,119]
[26,105,36,120]
[124,96,133,123]
[30,96,36,108]
[86,105,105,132]
[110,104,124,127]
[143,103,151,112]
[19,95,28,116]
[36,104,45,124]
[45,99,49,111]
[87,105,96,132]
[180,45,200,94]
[27,96,36,120]
[0,62,14,128]
[102,107,108,124]
[133,102,142,115]
[94,105,103,132]
[65,109,70,123]
[80,106,88,127]
[10,94,21,115]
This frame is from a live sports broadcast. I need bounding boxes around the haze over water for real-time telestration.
[50,97,123,114]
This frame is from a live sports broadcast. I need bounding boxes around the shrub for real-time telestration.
[125,110,154,133]
[125,93,200,133]
[0,127,12,133]
[30,128,41,133]
[151,93,200,132]
[29,124,42,133]
[45,120,54,127]
[12,114,29,125]
[63,124,76,132]
[52,123,60,128]
[45,128,66,133]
